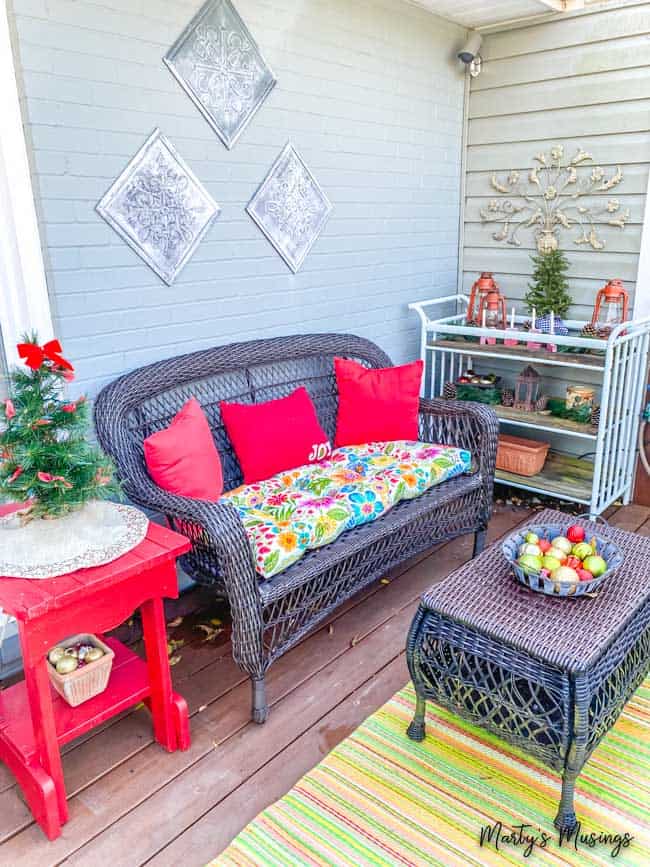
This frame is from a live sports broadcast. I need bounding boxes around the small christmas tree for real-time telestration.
[0,335,119,519]
[525,248,572,319]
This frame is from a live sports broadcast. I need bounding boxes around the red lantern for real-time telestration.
[478,288,507,331]
[467,272,499,324]
[591,279,629,332]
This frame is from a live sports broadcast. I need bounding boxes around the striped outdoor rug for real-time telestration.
[214,679,650,866]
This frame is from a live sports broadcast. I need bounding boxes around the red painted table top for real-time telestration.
[0,503,190,621]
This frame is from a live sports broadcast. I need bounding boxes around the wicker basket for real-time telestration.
[502,523,623,598]
[48,634,114,707]
[496,434,549,476]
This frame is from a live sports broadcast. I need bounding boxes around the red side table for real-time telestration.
[0,504,192,840]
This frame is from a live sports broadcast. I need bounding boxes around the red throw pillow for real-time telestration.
[334,357,423,447]
[143,397,223,500]
[220,387,331,484]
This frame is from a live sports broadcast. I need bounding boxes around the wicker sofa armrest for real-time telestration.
[122,463,259,596]
[129,473,265,674]
[418,397,499,492]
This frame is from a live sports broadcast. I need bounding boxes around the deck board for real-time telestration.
[1,503,640,864]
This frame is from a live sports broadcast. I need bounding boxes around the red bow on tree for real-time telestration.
[17,339,74,372]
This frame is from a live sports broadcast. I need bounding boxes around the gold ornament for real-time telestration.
[85,647,104,663]
[48,646,66,665]
[55,655,79,675]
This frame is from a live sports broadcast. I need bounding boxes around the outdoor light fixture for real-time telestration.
[458,31,482,77]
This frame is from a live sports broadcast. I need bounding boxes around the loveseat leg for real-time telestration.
[251,676,269,724]
[473,528,487,557]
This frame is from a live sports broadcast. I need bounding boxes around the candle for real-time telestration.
[549,309,557,352]
[505,306,518,347]
[480,306,488,344]
[527,306,541,351]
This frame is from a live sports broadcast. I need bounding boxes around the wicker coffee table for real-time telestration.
[406,508,650,832]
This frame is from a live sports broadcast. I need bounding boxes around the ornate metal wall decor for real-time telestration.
[96,129,221,285]
[164,0,276,150]
[246,143,333,273]
[480,145,629,254]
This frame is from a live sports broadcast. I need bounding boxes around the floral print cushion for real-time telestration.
[221,441,472,579]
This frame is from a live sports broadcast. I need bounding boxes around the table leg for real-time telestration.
[140,596,177,752]
[406,693,427,741]
[22,654,68,827]
[555,768,578,833]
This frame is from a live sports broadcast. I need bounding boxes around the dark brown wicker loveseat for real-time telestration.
[94,334,498,723]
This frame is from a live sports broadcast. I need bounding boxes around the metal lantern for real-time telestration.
[514,365,541,412]
[591,279,629,332]
[467,272,499,324]
[477,288,507,330]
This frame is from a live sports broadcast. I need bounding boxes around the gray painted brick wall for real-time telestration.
[9,0,466,397]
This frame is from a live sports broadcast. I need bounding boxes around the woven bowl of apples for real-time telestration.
[502,523,623,597]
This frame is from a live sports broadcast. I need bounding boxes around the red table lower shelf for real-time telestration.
[0,638,187,757]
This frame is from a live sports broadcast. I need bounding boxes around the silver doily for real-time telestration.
[0,501,149,579]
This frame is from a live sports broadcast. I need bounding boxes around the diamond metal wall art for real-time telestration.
[96,129,220,285]
[246,143,333,273]
[164,0,276,150]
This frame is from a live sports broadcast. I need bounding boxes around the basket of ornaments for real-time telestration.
[47,634,114,706]
[502,523,623,598]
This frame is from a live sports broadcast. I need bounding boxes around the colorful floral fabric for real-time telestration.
[221,441,471,579]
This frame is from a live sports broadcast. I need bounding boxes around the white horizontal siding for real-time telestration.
[462,3,650,320]
[9,0,466,396]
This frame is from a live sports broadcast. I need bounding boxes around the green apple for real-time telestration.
[519,542,542,557]
[525,532,540,544]
[518,554,543,574]
[583,555,607,577]
[571,542,594,561]
[551,565,580,583]
[542,554,562,572]
[551,536,573,555]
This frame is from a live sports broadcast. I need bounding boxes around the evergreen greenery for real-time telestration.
[525,248,572,319]
[0,335,119,519]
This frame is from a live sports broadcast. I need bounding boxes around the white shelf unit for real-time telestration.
[410,295,650,517]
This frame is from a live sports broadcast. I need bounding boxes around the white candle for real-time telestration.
[550,310,555,335]
[510,307,515,329]
[532,307,536,330]
[482,307,486,328]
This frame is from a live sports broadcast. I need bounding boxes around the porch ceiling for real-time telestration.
[410,0,563,27]
[413,0,621,28]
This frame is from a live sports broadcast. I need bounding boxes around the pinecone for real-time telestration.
[522,320,532,332]
[580,323,598,339]
[501,388,514,407]
[443,382,457,400]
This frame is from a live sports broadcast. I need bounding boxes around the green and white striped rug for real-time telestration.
[214,679,650,866]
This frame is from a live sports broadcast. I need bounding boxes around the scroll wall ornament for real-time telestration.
[247,142,333,273]
[96,129,221,285]
[480,145,629,254]
[164,0,276,150]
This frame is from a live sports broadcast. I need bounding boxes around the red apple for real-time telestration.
[567,524,585,544]
[566,555,581,570]
[577,568,594,582]
[538,539,552,553]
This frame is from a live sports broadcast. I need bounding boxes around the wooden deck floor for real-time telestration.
[2,503,649,866]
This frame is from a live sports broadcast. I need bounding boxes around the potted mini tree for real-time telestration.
[0,336,118,519]
[0,336,146,579]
